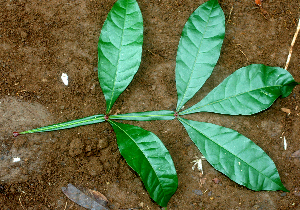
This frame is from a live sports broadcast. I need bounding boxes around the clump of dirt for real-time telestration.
[0,0,300,209]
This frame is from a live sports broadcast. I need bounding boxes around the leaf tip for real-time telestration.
[281,81,298,98]
[280,185,289,192]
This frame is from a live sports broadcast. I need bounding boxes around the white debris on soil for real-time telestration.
[283,136,287,150]
[13,157,21,162]
[61,73,68,85]
[191,156,206,174]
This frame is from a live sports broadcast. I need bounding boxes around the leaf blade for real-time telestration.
[109,110,175,121]
[98,0,143,114]
[181,64,298,115]
[179,117,288,191]
[109,121,178,207]
[176,0,225,111]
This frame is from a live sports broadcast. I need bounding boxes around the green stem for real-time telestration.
[19,114,106,134]
[109,110,175,121]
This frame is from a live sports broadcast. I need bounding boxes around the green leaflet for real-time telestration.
[179,117,288,191]
[98,0,143,114]
[180,64,298,115]
[176,0,225,112]
[20,115,105,134]
[109,120,178,207]
[109,110,175,121]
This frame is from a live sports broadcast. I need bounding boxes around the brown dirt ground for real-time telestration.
[1,0,300,209]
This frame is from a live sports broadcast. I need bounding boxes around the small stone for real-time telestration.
[193,189,203,196]
[212,177,221,184]
[280,192,287,197]
[139,202,144,208]
[252,204,260,209]
[207,191,212,196]
[90,83,96,94]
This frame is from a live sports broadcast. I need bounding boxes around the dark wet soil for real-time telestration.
[1,0,300,209]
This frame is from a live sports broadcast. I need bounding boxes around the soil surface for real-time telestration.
[1,0,300,209]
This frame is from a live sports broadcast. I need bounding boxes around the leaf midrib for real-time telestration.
[177,1,216,112]
[107,1,129,114]
[111,114,174,119]
[179,118,283,189]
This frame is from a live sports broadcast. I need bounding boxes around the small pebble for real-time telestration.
[193,189,203,196]
[280,192,287,197]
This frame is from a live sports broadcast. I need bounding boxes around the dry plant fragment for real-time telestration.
[285,17,300,70]
[283,136,287,151]
[227,5,233,23]
[281,108,291,114]
[191,156,206,174]
[291,149,300,158]
[62,184,109,210]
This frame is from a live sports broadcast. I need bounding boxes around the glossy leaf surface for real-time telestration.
[109,120,178,207]
[109,110,175,121]
[98,0,143,114]
[176,0,225,111]
[20,115,105,134]
[181,64,297,115]
[179,117,288,191]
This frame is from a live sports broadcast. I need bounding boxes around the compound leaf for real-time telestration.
[176,0,225,111]
[109,120,178,207]
[109,110,175,121]
[98,0,143,114]
[179,117,288,192]
[181,64,298,115]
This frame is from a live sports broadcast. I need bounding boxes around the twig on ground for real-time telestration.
[285,17,300,70]
[236,44,249,62]
[64,201,68,210]
[227,5,233,23]
[19,195,25,210]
